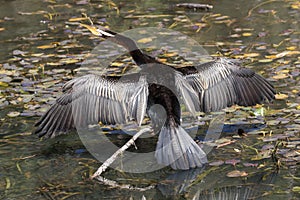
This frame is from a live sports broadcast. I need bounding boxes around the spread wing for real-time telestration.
[178,58,275,112]
[34,73,148,138]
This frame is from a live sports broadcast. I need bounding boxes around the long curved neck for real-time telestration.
[101,30,157,66]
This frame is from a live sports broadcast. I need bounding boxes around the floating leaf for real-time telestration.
[266,119,281,126]
[243,162,258,167]
[164,52,178,57]
[5,177,11,189]
[157,58,167,62]
[37,42,60,49]
[243,53,260,58]
[251,150,271,160]
[266,51,300,59]
[0,27,5,32]
[225,159,241,166]
[291,2,300,9]
[60,58,80,64]
[0,82,9,87]
[124,14,172,19]
[229,34,241,38]
[111,62,124,67]
[176,3,213,10]
[69,17,88,22]
[242,32,252,37]
[0,77,12,83]
[18,10,47,15]
[37,43,59,49]
[137,37,153,43]
[258,59,273,63]
[13,50,28,56]
[275,93,288,100]
[227,170,248,177]
[286,46,297,50]
[272,73,288,80]
[31,53,44,57]
[7,111,20,117]
[209,160,224,166]
[292,186,300,193]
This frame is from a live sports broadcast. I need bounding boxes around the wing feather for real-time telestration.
[35,74,148,138]
[181,58,275,112]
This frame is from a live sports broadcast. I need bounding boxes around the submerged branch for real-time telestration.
[94,176,155,191]
[91,127,151,179]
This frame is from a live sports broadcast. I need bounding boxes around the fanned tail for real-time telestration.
[155,120,207,170]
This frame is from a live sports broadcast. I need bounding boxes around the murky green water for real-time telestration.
[1,0,299,199]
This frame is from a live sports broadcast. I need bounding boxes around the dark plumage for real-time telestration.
[34,27,275,170]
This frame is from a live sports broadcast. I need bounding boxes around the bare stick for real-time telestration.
[91,127,151,179]
[94,175,155,191]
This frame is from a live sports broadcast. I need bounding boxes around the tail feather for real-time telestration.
[155,125,207,170]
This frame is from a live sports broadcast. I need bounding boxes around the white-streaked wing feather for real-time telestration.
[35,74,148,138]
[174,72,200,116]
[184,58,275,112]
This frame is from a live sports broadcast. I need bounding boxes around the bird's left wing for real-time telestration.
[34,73,148,138]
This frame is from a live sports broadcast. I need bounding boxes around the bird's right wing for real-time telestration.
[34,74,148,138]
[181,58,275,112]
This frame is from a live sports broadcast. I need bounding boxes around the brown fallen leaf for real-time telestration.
[227,170,248,177]
[216,140,236,148]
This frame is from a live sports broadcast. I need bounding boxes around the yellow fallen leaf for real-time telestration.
[0,82,9,87]
[37,43,59,49]
[111,62,124,67]
[267,51,300,59]
[265,55,278,59]
[124,14,172,19]
[277,51,300,57]
[232,55,245,59]
[137,37,152,43]
[157,58,167,62]
[291,2,300,9]
[165,52,178,57]
[46,62,62,66]
[272,73,288,80]
[286,46,297,50]
[278,69,289,73]
[60,58,80,64]
[243,53,260,58]
[31,53,44,57]
[5,177,11,189]
[69,17,88,22]
[242,32,252,37]
[0,27,5,32]
[275,93,288,100]
[258,59,273,63]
